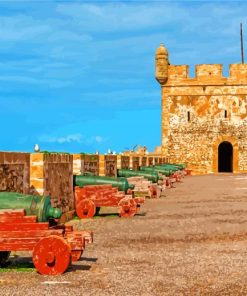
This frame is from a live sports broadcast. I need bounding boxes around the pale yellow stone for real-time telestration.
[30,153,44,162]
[30,165,44,178]
[30,178,44,189]
[156,44,247,174]
[99,155,105,176]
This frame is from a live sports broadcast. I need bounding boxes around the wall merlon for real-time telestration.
[229,64,247,81]
[165,63,247,86]
[168,65,188,80]
[196,64,223,79]
[158,44,247,174]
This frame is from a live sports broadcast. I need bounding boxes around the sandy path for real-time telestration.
[1,174,247,295]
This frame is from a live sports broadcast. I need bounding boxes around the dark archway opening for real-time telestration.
[218,141,233,172]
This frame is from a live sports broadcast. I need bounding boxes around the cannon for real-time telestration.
[156,164,184,171]
[0,192,62,222]
[153,165,179,173]
[75,185,144,218]
[0,209,93,275]
[126,176,162,199]
[73,175,134,193]
[140,166,173,176]
[152,165,185,182]
[170,163,186,169]
[117,169,161,183]
[140,166,182,187]
[159,163,191,175]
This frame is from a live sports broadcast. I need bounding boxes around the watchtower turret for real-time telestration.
[155,43,169,85]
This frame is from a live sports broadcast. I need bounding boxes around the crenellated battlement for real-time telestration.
[166,64,247,85]
[168,65,188,79]
[196,64,223,79]
[229,64,247,80]
[156,44,247,175]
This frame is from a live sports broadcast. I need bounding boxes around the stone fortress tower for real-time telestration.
[155,43,247,174]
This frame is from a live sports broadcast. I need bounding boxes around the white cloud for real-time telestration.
[79,88,160,108]
[0,74,73,88]
[55,1,247,38]
[38,133,106,145]
[95,136,103,143]
[0,15,51,42]
[56,3,188,32]
[39,133,83,144]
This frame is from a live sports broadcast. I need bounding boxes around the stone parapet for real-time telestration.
[164,64,247,87]
[30,153,73,212]
[0,152,30,194]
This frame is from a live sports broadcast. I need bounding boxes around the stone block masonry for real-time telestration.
[30,153,73,212]
[0,152,30,194]
[156,43,247,174]
[72,154,164,176]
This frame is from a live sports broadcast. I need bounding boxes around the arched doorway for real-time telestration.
[218,141,233,172]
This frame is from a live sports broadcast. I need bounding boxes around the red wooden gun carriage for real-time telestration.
[0,209,93,275]
[74,185,145,219]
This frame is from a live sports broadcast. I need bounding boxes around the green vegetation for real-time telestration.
[39,151,70,155]
[72,216,80,220]
[72,213,119,220]
[0,261,35,272]
[93,214,119,219]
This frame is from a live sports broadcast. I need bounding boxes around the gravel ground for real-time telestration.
[1,174,247,295]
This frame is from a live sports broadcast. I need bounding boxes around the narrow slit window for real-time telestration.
[224,110,227,118]
[187,111,190,122]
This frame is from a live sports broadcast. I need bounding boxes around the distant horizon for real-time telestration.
[0,0,246,154]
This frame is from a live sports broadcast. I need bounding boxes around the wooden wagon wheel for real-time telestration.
[0,251,10,267]
[32,235,71,275]
[118,197,137,218]
[76,199,96,219]
[71,250,83,262]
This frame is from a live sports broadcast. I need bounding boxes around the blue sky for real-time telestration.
[0,0,246,153]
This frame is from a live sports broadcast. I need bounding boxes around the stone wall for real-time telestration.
[83,154,99,176]
[0,152,30,194]
[73,154,100,176]
[132,157,140,170]
[168,65,247,174]
[72,154,84,175]
[121,156,130,169]
[30,153,73,212]
[73,154,161,175]
[162,157,170,164]
[154,157,159,165]
[157,54,247,174]
[141,157,147,167]
[104,155,117,177]
[148,157,154,166]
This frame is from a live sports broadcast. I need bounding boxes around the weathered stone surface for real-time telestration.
[44,162,73,213]
[82,154,99,176]
[0,164,24,193]
[72,154,84,175]
[105,155,117,177]
[148,157,154,166]
[154,157,159,165]
[0,152,30,194]
[30,153,74,212]
[121,156,130,169]
[141,157,147,167]
[132,157,140,170]
[156,45,247,174]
